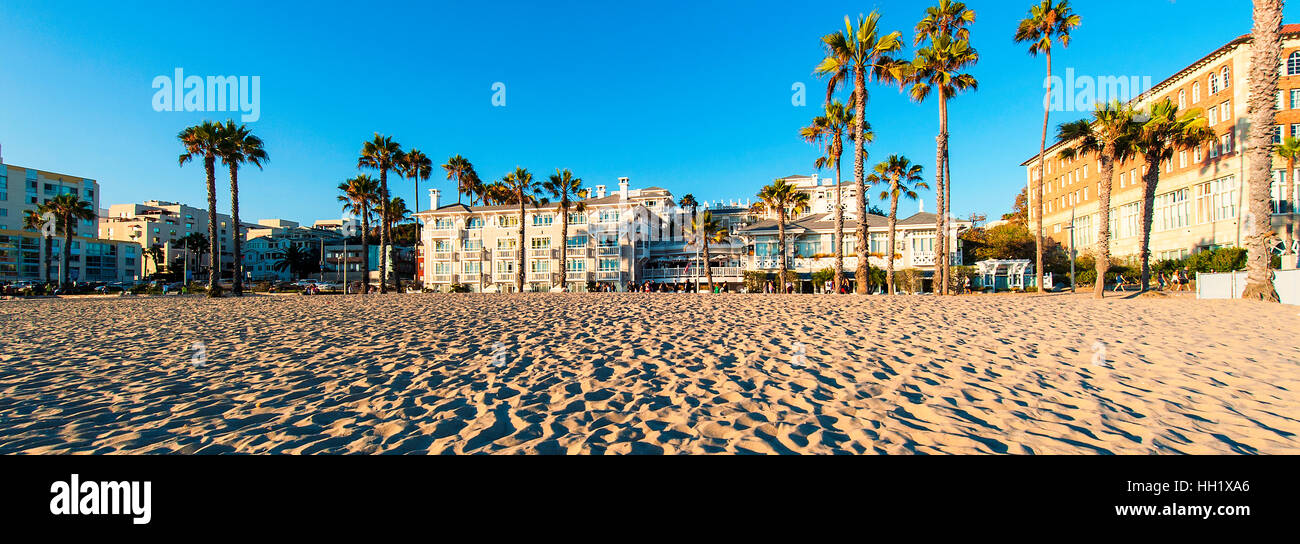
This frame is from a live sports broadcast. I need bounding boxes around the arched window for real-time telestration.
[1179,90,1186,109]
[1222,66,1231,88]
[1288,52,1300,76]
[1192,82,1201,102]
[1209,74,1219,94]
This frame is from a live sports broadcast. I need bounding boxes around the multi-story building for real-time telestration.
[414,177,963,293]
[783,173,859,217]
[98,200,258,278]
[1023,25,1300,268]
[0,161,141,283]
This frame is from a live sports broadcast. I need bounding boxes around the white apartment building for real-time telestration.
[99,200,258,277]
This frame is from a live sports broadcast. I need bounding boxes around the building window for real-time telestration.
[1192,82,1200,103]
[1222,133,1234,155]
[1179,151,1187,168]
[529,260,550,274]
[1277,125,1286,144]
[1222,66,1230,88]
[566,235,587,248]
[598,258,619,272]
[1221,100,1231,120]
[1207,106,1217,125]
[496,238,517,250]
[530,237,550,249]
[1289,52,1300,76]
[1178,89,1186,109]
[433,217,454,229]
[1195,176,1238,224]
[1209,73,1219,94]
[566,259,585,272]
[467,217,484,229]
[567,212,586,224]
[1292,90,1300,110]
[462,261,481,275]
[532,213,553,227]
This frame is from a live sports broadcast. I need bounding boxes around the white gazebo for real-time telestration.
[974,259,1034,291]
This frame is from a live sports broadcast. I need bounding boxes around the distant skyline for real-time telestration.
[3,0,1298,225]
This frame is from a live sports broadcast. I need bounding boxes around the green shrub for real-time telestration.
[447,283,471,293]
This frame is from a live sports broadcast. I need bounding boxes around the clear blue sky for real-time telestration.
[2,0,1297,224]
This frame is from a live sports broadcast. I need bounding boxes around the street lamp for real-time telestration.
[1064,207,1077,293]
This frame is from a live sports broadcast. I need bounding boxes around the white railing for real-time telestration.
[597,246,621,257]
[527,249,553,259]
[431,251,454,261]
[431,274,454,283]
[494,273,516,282]
[912,253,936,266]
[596,271,622,281]
[642,267,742,280]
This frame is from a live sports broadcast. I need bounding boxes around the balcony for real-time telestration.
[431,274,454,283]
[431,251,454,261]
[494,273,517,283]
[642,267,742,280]
[596,270,623,281]
[526,248,554,260]
[597,246,621,257]
[911,253,936,266]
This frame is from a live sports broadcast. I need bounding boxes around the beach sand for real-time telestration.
[1,292,1297,454]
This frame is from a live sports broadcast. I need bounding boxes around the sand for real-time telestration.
[1,292,1297,455]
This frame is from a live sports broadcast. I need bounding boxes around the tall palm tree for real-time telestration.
[689,211,731,293]
[543,169,588,292]
[1244,0,1284,302]
[911,3,978,296]
[755,179,811,292]
[1015,0,1081,295]
[178,121,225,295]
[381,196,412,290]
[801,100,858,293]
[873,156,927,294]
[815,11,907,294]
[402,149,432,282]
[1058,100,1140,299]
[1275,137,1300,261]
[442,155,476,205]
[273,244,319,281]
[144,245,165,277]
[43,194,96,288]
[22,207,55,284]
[178,232,210,281]
[678,194,699,239]
[358,134,405,293]
[338,175,380,294]
[499,167,546,292]
[215,120,268,297]
[1130,99,1215,292]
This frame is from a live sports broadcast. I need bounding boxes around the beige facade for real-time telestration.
[98,200,257,277]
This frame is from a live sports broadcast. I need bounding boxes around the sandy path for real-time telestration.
[1,292,1296,454]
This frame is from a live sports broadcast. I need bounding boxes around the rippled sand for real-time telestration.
[1,292,1297,454]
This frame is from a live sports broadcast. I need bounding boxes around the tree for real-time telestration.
[689,211,731,292]
[1130,99,1214,291]
[801,100,858,293]
[43,194,96,288]
[216,120,268,296]
[1058,100,1140,299]
[1276,137,1300,260]
[1004,187,1030,224]
[910,2,978,296]
[755,178,811,292]
[358,134,405,293]
[144,245,165,276]
[273,244,320,281]
[442,155,477,205]
[1244,0,1284,302]
[815,11,907,294]
[178,121,225,295]
[872,155,928,294]
[499,168,547,292]
[178,232,210,279]
[21,207,54,284]
[543,169,588,292]
[338,175,381,294]
[1015,0,1081,296]
[402,148,433,287]
[678,194,699,239]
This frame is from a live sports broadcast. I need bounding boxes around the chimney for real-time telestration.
[813,173,820,185]
[429,188,441,210]
[918,198,925,213]
[595,185,607,199]
[618,177,629,201]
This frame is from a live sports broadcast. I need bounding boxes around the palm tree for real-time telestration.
[215,120,268,297]
[873,156,928,294]
[178,232,210,281]
[911,3,979,296]
[442,155,476,205]
[358,134,405,293]
[543,169,588,292]
[402,149,432,287]
[22,207,55,284]
[338,175,381,294]
[801,100,858,293]
[1244,0,1284,302]
[1015,0,1081,295]
[689,211,731,293]
[1275,137,1300,261]
[755,179,811,292]
[144,245,165,277]
[178,121,225,295]
[43,193,96,288]
[1130,99,1215,292]
[273,244,319,281]
[1058,101,1140,299]
[382,196,412,290]
[498,168,547,292]
[815,11,907,294]
[678,194,699,239]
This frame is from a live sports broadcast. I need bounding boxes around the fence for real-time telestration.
[1197,269,1299,305]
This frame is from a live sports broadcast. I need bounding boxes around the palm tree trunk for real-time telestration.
[1243,0,1283,302]
[378,169,390,294]
[205,155,219,295]
[516,199,526,293]
[1035,50,1052,295]
[1287,158,1296,259]
[704,237,714,292]
[559,201,569,291]
[360,211,370,295]
[43,235,52,284]
[886,185,899,295]
[1095,144,1116,299]
[853,66,869,295]
[944,135,953,294]
[60,222,72,288]
[229,165,243,296]
[777,213,787,294]
[1138,161,1161,291]
[833,151,845,293]
[941,93,951,298]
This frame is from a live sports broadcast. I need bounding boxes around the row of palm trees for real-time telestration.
[797,1,975,296]
[1024,0,1282,302]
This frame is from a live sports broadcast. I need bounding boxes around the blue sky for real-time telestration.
[2,0,1298,224]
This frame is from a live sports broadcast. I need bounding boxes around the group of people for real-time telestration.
[1114,268,1192,292]
[614,281,731,293]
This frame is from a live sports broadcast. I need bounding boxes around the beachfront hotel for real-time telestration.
[98,200,260,278]
[0,160,142,283]
[413,176,964,293]
[1024,26,1300,267]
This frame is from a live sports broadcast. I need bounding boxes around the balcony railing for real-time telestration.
[643,267,742,280]
[494,273,517,282]
[431,274,454,283]
[596,271,622,281]
[912,253,936,266]
[526,248,554,259]
[597,246,621,257]
[431,251,454,261]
